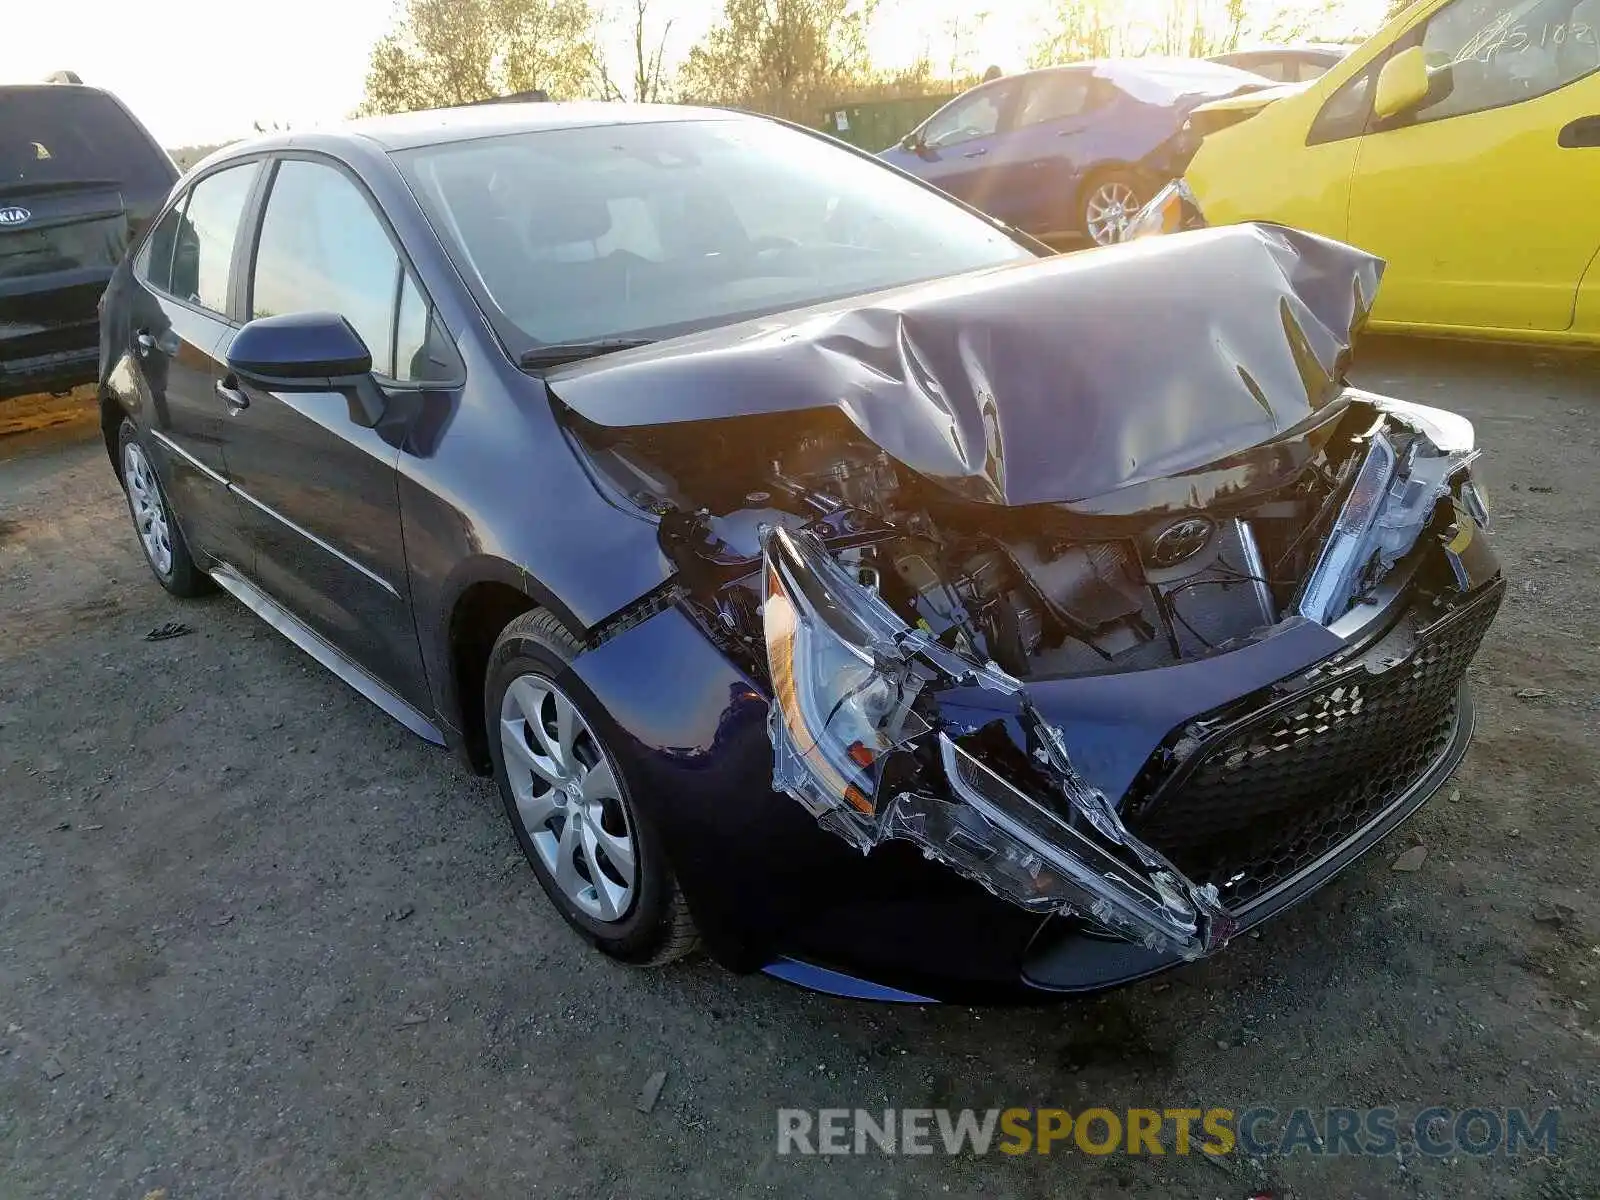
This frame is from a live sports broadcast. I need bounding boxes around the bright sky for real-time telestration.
[3,0,1382,147]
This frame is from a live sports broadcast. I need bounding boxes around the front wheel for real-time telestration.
[486,609,698,965]
[1080,169,1144,246]
[117,418,213,598]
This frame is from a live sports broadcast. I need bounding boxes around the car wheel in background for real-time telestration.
[116,418,213,597]
[1080,169,1144,246]
[486,609,698,965]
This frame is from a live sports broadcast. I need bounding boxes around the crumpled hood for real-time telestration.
[547,222,1382,507]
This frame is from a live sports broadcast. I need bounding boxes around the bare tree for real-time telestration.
[589,0,676,102]
[942,10,992,82]
[359,0,605,115]
[1031,0,1354,67]
[1028,0,1128,65]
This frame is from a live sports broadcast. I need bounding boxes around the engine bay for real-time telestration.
[566,399,1404,683]
[557,385,1492,959]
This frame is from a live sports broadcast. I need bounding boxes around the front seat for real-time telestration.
[523,195,635,330]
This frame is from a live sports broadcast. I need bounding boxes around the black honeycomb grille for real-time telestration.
[1129,581,1503,910]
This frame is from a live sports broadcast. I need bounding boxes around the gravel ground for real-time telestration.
[1,339,1596,1199]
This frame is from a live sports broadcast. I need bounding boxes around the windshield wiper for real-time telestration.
[518,338,656,369]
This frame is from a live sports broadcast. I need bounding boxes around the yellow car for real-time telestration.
[1134,0,1600,347]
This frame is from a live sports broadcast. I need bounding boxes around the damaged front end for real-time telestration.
[762,523,1233,959]
[550,225,1501,970]
[746,389,1493,962]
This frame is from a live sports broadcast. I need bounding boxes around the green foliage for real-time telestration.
[676,0,878,121]
[1027,0,1370,67]
[359,0,604,115]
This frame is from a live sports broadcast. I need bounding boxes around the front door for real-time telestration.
[218,156,431,711]
[121,161,260,568]
[1347,0,1600,332]
[898,80,1021,218]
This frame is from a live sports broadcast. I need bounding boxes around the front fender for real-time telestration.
[561,601,1042,983]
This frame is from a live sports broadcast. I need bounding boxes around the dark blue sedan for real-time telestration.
[96,102,1501,1002]
[878,58,1269,244]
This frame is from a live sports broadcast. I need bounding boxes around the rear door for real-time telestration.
[0,86,176,395]
[999,69,1102,234]
[1346,0,1600,332]
[117,161,261,568]
[218,155,434,711]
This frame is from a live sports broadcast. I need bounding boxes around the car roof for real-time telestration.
[1013,56,1269,92]
[0,81,121,99]
[196,102,751,170]
[1213,44,1350,59]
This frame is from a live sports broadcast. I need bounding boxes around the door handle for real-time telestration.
[215,377,250,412]
[135,330,156,358]
[1559,116,1600,148]
[963,147,988,158]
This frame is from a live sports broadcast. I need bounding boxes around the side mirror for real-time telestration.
[1373,46,1430,121]
[229,311,372,379]
[227,311,386,427]
[900,130,925,153]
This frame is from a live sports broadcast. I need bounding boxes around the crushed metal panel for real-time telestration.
[547,222,1383,507]
[761,524,1233,959]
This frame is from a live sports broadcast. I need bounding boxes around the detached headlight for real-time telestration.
[763,530,933,843]
[761,526,1231,959]
[1299,393,1487,625]
[1121,178,1202,242]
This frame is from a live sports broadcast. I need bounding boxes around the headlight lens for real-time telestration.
[764,548,930,832]
[1299,396,1486,626]
[759,526,1231,959]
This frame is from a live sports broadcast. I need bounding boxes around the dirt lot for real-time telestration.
[1,340,1596,1199]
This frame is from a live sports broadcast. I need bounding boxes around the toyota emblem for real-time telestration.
[1150,517,1215,568]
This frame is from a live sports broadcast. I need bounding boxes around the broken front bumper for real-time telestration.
[763,524,1238,961]
[758,406,1500,975]
[1023,568,1502,988]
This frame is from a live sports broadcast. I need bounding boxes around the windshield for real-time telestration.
[394,117,1036,349]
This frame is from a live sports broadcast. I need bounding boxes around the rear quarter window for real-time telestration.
[0,88,174,198]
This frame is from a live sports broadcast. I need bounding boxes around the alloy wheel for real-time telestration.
[499,674,638,923]
[123,442,173,576]
[1085,180,1140,246]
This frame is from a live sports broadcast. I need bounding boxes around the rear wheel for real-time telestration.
[117,418,212,598]
[1080,169,1144,246]
[486,610,698,965]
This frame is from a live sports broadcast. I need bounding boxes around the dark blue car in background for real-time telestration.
[879,58,1269,245]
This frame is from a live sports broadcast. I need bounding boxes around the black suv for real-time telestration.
[1,79,177,401]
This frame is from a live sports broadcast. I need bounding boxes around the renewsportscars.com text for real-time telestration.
[776,1106,1560,1158]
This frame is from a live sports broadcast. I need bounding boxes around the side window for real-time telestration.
[1308,60,1382,143]
[1015,72,1092,126]
[251,159,401,377]
[137,202,183,294]
[393,273,458,384]
[1412,0,1598,122]
[922,84,1013,149]
[1251,59,1294,82]
[169,163,257,313]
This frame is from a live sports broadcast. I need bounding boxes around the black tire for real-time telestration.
[1078,167,1144,246]
[486,609,698,965]
[116,418,213,598]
